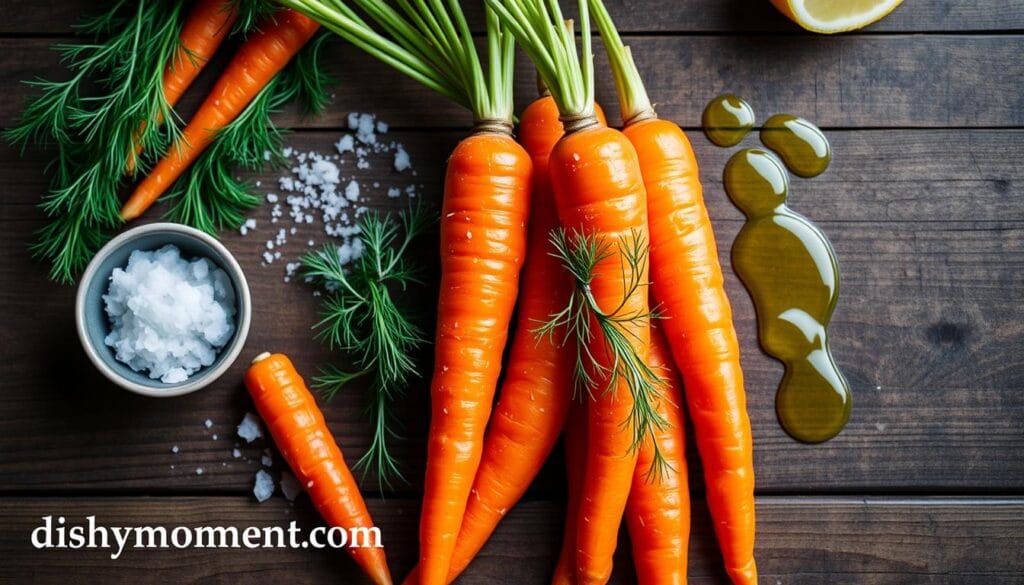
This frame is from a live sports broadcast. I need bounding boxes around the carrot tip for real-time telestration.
[252,352,272,364]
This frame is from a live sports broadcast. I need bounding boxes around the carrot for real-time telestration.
[126,0,238,174]
[626,325,691,585]
[590,1,757,582]
[243,352,392,585]
[419,125,532,585]
[488,3,663,583]
[552,399,588,585]
[399,95,606,585]
[120,9,319,221]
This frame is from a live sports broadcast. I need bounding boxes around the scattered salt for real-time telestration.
[196,467,204,476]
[212,434,218,440]
[103,245,236,384]
[261,454,273,467]
[266,193,278,203]
[204,419,213,429]
[171,445,179,454]
[237,412,263,443]
[253,470,274,502]
[345,180,360,202]
[232,448,241,458]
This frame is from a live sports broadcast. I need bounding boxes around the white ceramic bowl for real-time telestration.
[75,223,252,397]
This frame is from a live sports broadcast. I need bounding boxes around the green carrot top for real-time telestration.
[280,0,516,126]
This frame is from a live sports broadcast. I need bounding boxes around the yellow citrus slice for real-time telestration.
[770,0,906,33]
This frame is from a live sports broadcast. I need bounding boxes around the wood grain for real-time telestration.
[3,34,1024,130]
[1,129,1021,494]
[1,0,1021,35]
[0,496,1021,584]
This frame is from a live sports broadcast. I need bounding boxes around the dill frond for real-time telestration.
[302,205,434,489]
[5,0,186,284]
[535,228,671,479]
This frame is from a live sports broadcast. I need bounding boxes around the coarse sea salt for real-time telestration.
[237,412,263,443]
[253,470,274,502]
[103,245,235,384]
[239,113,422,283]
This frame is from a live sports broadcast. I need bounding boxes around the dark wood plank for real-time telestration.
[0,496,1021,584]
[3,34,1024,130]
[1,129,1022,493]
[2,0,1022,35]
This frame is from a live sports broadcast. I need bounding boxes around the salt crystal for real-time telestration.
[345,180,360,201]
[266,193,278,203]
[376,120,388,134]
[253,470,274,502]
[171,445,179,454]
[232,448,241,458]
[261,453,273,467]
[204,419,213,429]
[103,246,235,384]
[335,134,355,154]
[196,467,204,476]
[387,187,401,199]
[212,434,218,440]
[237,412,263,443]
[394,145,411,171]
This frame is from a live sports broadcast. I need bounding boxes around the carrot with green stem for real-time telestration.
[120,8,320,221]
[590,1,757,582]
[399,93,607,585]
[244,352,392,585]
[488,2,666,583]
[627,325,691,585]
[125,0,239,174]
[279,3,530,583]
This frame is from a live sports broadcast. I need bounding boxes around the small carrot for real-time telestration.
[399,95,606,585]
[552,399,588,585]
[590,1,757,582]
[120,9,319,221]
[126,0,238,174]
[626,325,691,585]
[243,352,392,585]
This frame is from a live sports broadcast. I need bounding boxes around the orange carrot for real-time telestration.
[120,9,319,221]
[485,3,660,582]
[588,1,757,581]
[626,326,690,585]
[126,0,238,173]
[552,399,588,585]
[418,125,532,585]
[243,352,392,585]
[549,120,653,585]
[400,96,605,585]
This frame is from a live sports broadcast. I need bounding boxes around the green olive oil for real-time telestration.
[724,149,851,443]
[759,114,831,178]
[702,94,755,147]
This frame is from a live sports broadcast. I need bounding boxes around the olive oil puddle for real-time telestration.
[702,94,755,147]
[760,114,831,178]
[724,149,851,443]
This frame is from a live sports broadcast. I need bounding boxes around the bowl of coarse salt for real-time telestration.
[75,223,252,397]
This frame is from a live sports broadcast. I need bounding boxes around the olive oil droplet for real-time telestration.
[702,94,755,147]
[760,114,831,178]
[724,149,851,443]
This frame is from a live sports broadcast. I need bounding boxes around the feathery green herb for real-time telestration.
[535,228,670,479]
[6,1,331,284]
[302,205,434,488]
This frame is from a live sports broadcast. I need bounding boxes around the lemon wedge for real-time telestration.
[770,0,905,33]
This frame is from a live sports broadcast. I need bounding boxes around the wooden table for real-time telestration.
[2,1,1023,583]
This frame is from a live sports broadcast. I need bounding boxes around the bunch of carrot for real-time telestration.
[124,0,758,583]
[118,0,321,222]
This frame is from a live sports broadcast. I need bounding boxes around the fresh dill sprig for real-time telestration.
[6,1,332,283]
[5,0,186,283]
[535,228,670,479]
[302,205,434,489]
